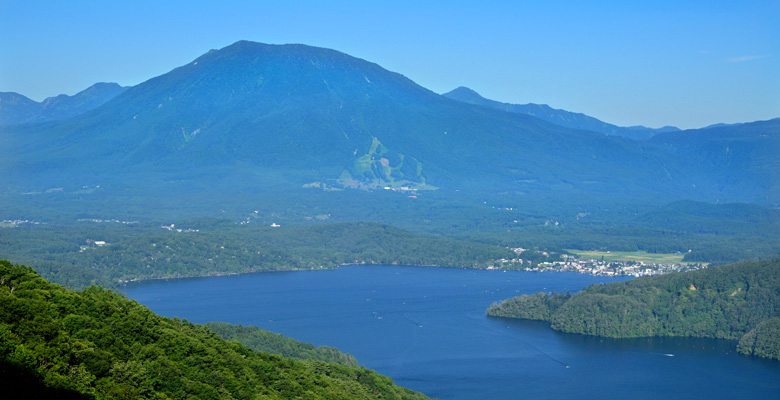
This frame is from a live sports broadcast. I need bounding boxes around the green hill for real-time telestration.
[0,259,429,399]
[487,258,780,360]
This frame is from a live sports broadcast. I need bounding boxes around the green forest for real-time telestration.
[0,259,429,399]
[5,186,780,267]
[7,203,778,295]
[0,221,515,290]
[204,322,358,367]
[487,258,780,360]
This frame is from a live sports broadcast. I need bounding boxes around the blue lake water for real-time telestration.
[124,265,780,399]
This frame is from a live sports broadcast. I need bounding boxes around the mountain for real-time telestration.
[1,41,775,210]
[442,86,677,140]
[0,82,126,125]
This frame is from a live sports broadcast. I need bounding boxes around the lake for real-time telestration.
[124,265,780,399]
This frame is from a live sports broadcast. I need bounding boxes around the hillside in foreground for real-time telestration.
[0,260,429,399]
[487,258,780,360]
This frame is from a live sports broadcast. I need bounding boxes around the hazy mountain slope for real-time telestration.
[0,92,40,125]
[649,119,780,204]
[0,41,771,205]
[0,83,126,125]
[636,200,780,236]
[442,86,677,140]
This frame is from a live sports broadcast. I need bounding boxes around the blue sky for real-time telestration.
[1,0,777,129]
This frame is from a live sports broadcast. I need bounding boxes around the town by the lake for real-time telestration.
[494,249,706,277]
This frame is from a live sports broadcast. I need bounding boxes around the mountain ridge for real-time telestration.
[442,86,678,140]
[0,82,127,125]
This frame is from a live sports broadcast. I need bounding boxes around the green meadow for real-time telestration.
[568,250,694,265]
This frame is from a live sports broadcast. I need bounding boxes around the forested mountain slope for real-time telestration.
[649,118,780,204]
[205,322,359,367]
[0,260,429,399]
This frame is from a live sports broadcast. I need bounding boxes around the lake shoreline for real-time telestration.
[124,265,780,400]
[118,259,643,288]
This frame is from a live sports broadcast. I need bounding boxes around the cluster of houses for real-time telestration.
[161,224,200,233]
[526,258,705,277]
[79,239,108,252]
[1,219,45,227]
[493,250,706,277]
[82,218,137,224]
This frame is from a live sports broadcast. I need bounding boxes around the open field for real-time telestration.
[567,250,694,265]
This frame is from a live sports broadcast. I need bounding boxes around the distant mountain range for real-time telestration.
[0,82,127,125]
[1,40,777,207]
[442,86,678,140]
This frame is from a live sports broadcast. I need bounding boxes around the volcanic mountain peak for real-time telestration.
[2,41,776,204]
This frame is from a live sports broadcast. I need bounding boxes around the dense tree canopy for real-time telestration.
[1,221,515,290]
[204,322,358,367]
[0,260,429,399]
[738,318,780,360]
[488,259,780,360]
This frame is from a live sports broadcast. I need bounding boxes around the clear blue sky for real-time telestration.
[1,0,778,129]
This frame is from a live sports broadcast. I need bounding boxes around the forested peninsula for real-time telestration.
[0,260,429,399]
[487,258,780,360]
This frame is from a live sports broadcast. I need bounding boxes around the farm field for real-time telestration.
[567,249,693,265]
